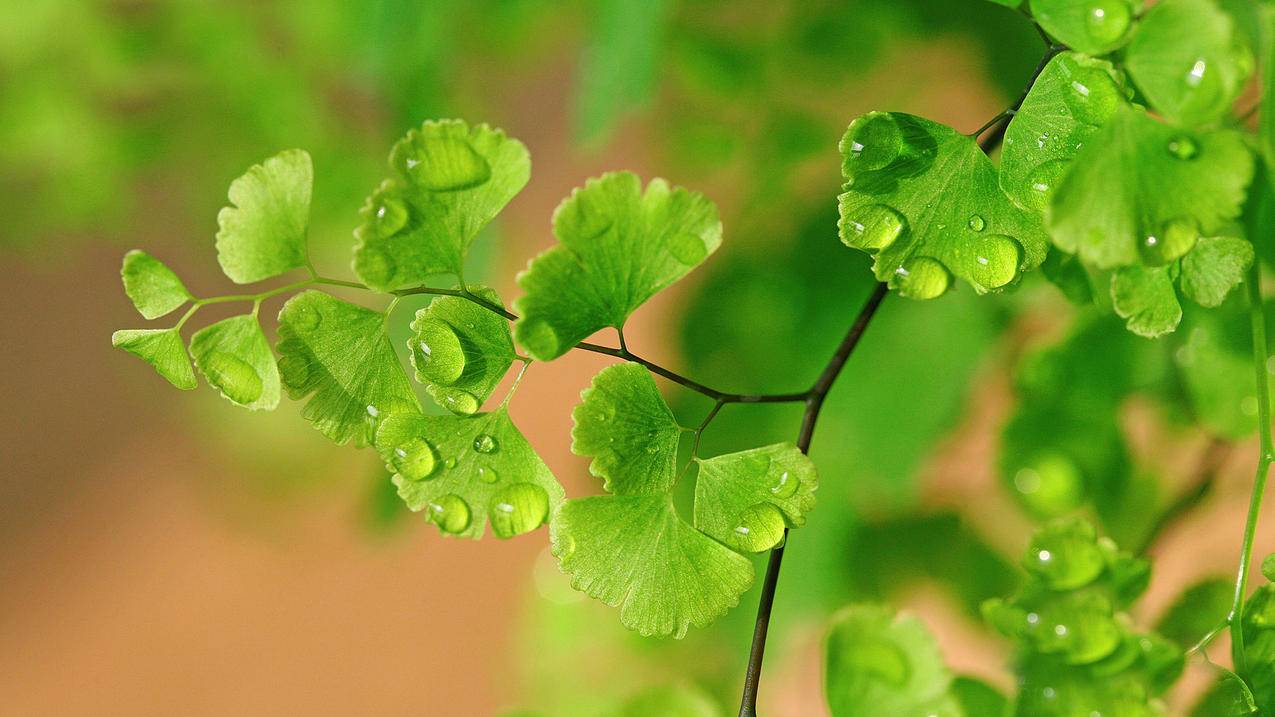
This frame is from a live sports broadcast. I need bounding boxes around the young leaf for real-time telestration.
[1241,585,1275,714]
[189,314,281,410]
[1179,234,1254,307]
[1111,264,1183,338]
[111,329,197,390]
[1125,0,1253,127]
[120,250,191,319]
[1029,0,1138,56]
[276,290,420,446]
[999,52,1129,216]
[1049,105,1253,269]
[823,605,958,717]
[408,287,516,415]
[1155,577,1231,648]
[215,149,313,284]
[514,172,722,360]
[837,112,1047,298]
[693,443,817,553]
[352,120,530,291]
[375,407,564,540]
[571,362,683,496]
[552,495,753,639]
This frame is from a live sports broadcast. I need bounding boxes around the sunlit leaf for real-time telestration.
[215,149,312,284]
[111,328,197,390]
[376,407,563,540]
[1111,264,1183,338]
[189,314,280,410]
[693,443,817,553]
[837,112,1047,298]
[408,287,515,415]
[514,172,722,360]
[120,250,191,319]
[353,120,530,291]
[1030,0,1139,56]
[276,290,420,446]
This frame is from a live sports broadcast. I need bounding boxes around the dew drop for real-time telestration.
[288,302,322,332]
[731,502,786,552]
[488,483,550,539]
[436,387,480,416]
[428,494,472,534]
[412,318,465,385]
[1027,520,1105,590]
[393,437,437,481]
[472,433,498,454]
[1166,135,1198,160]
[891,257,951,300]
[967,215,986,232]
[355,248,397,288]
[444,457,457,469]
[668,232,709,265]
[1139,217,1198,266]
[1063,65,1122,125]
[516,318,560,360]
[203,351,263,405]
[476,465,499,484]
[1185,58,1208,88]
[373,196,408,237]
[1084,0,1132,47]
[403,136,491,192]
[1024,159,1071,213]
[844,204,906,252]
[842,112,903,171]
[558,195,613,241]
[967,234,1024,292]
[770,468,799,499]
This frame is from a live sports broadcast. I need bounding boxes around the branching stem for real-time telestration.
[1229,263,1273,674]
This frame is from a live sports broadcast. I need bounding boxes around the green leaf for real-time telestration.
[551,495,753,638]
[215,149,312,284]
[1180,234,1254,307]
[837,112,1047,298]
[189,315,280,410]
[1242,585,1275,713]
[986,0,1023,6]
[575,0,668,144]
[375,407,564,540]
[1263,552,1275,581]
[1125,0,1253,127]
[1029,0,1139,56]
[120,250,191,319]
[613,685,721,717]
[950,677,1009,717]
[408,287,515,415]
[571,362,683,496]
[1191,672,1259,717]
[824,605,958,717]
[1155,577,1231,648]
[693,443,817,553]
[1176,296,1272,438]
[1111,264,1183,337]
[111,329,197,390]
[352,120,530,292]
[1050,105,1253,269]
[514,172,722,360]
[1000,52,1129,217]
[276,290,420,446]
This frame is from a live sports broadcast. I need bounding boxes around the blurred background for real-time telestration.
[2,1,1272,714]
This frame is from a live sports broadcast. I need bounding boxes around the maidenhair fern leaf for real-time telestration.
[1029,0,1139,56]
[189,314,280,410]
[215,149,313,284]
[514,172,722,360]
[692,443,817,553]
[837,112,1048,298]
[1111,264,1183,338]
[375,407,563,540]
[408,287,516,415]
[120,250,192,319]
[276,290,420,446]
[352,120,530,292]
[112,328,197,390]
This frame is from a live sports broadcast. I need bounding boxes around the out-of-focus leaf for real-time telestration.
[575,0,668,144]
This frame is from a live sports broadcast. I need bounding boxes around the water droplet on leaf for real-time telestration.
[476,465,499,484]
[517,318,560,360]
[1139,218,1197,266]
[472,433,498,454]
[402,136,491,192]
[355,248,397,288]
[288,303,322,332]
[967,215,986,232]
[1027,520,1105,590]
[1166,135,1198,160]
[373,196,408,237]
[844,204,906,253]
[967,234,1024,291]
[488,483,550,538]
[731,502,786,552]
[770,468,799,498]
[843,113,903,171]
[428,494,472,534]
[891,257,951,300]
[668,232,708,265]
[203,351,263,405]
[393,437,437,481]
[1083,1,1132,47]
[1025,160,1071,213]
[1063,66,1122,124]
[413,318,465,385]
[436,387,479,415]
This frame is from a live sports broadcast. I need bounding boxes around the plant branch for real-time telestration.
[1230,263,1273,674]
[737,281,889,717]
[974,43,1065,154]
